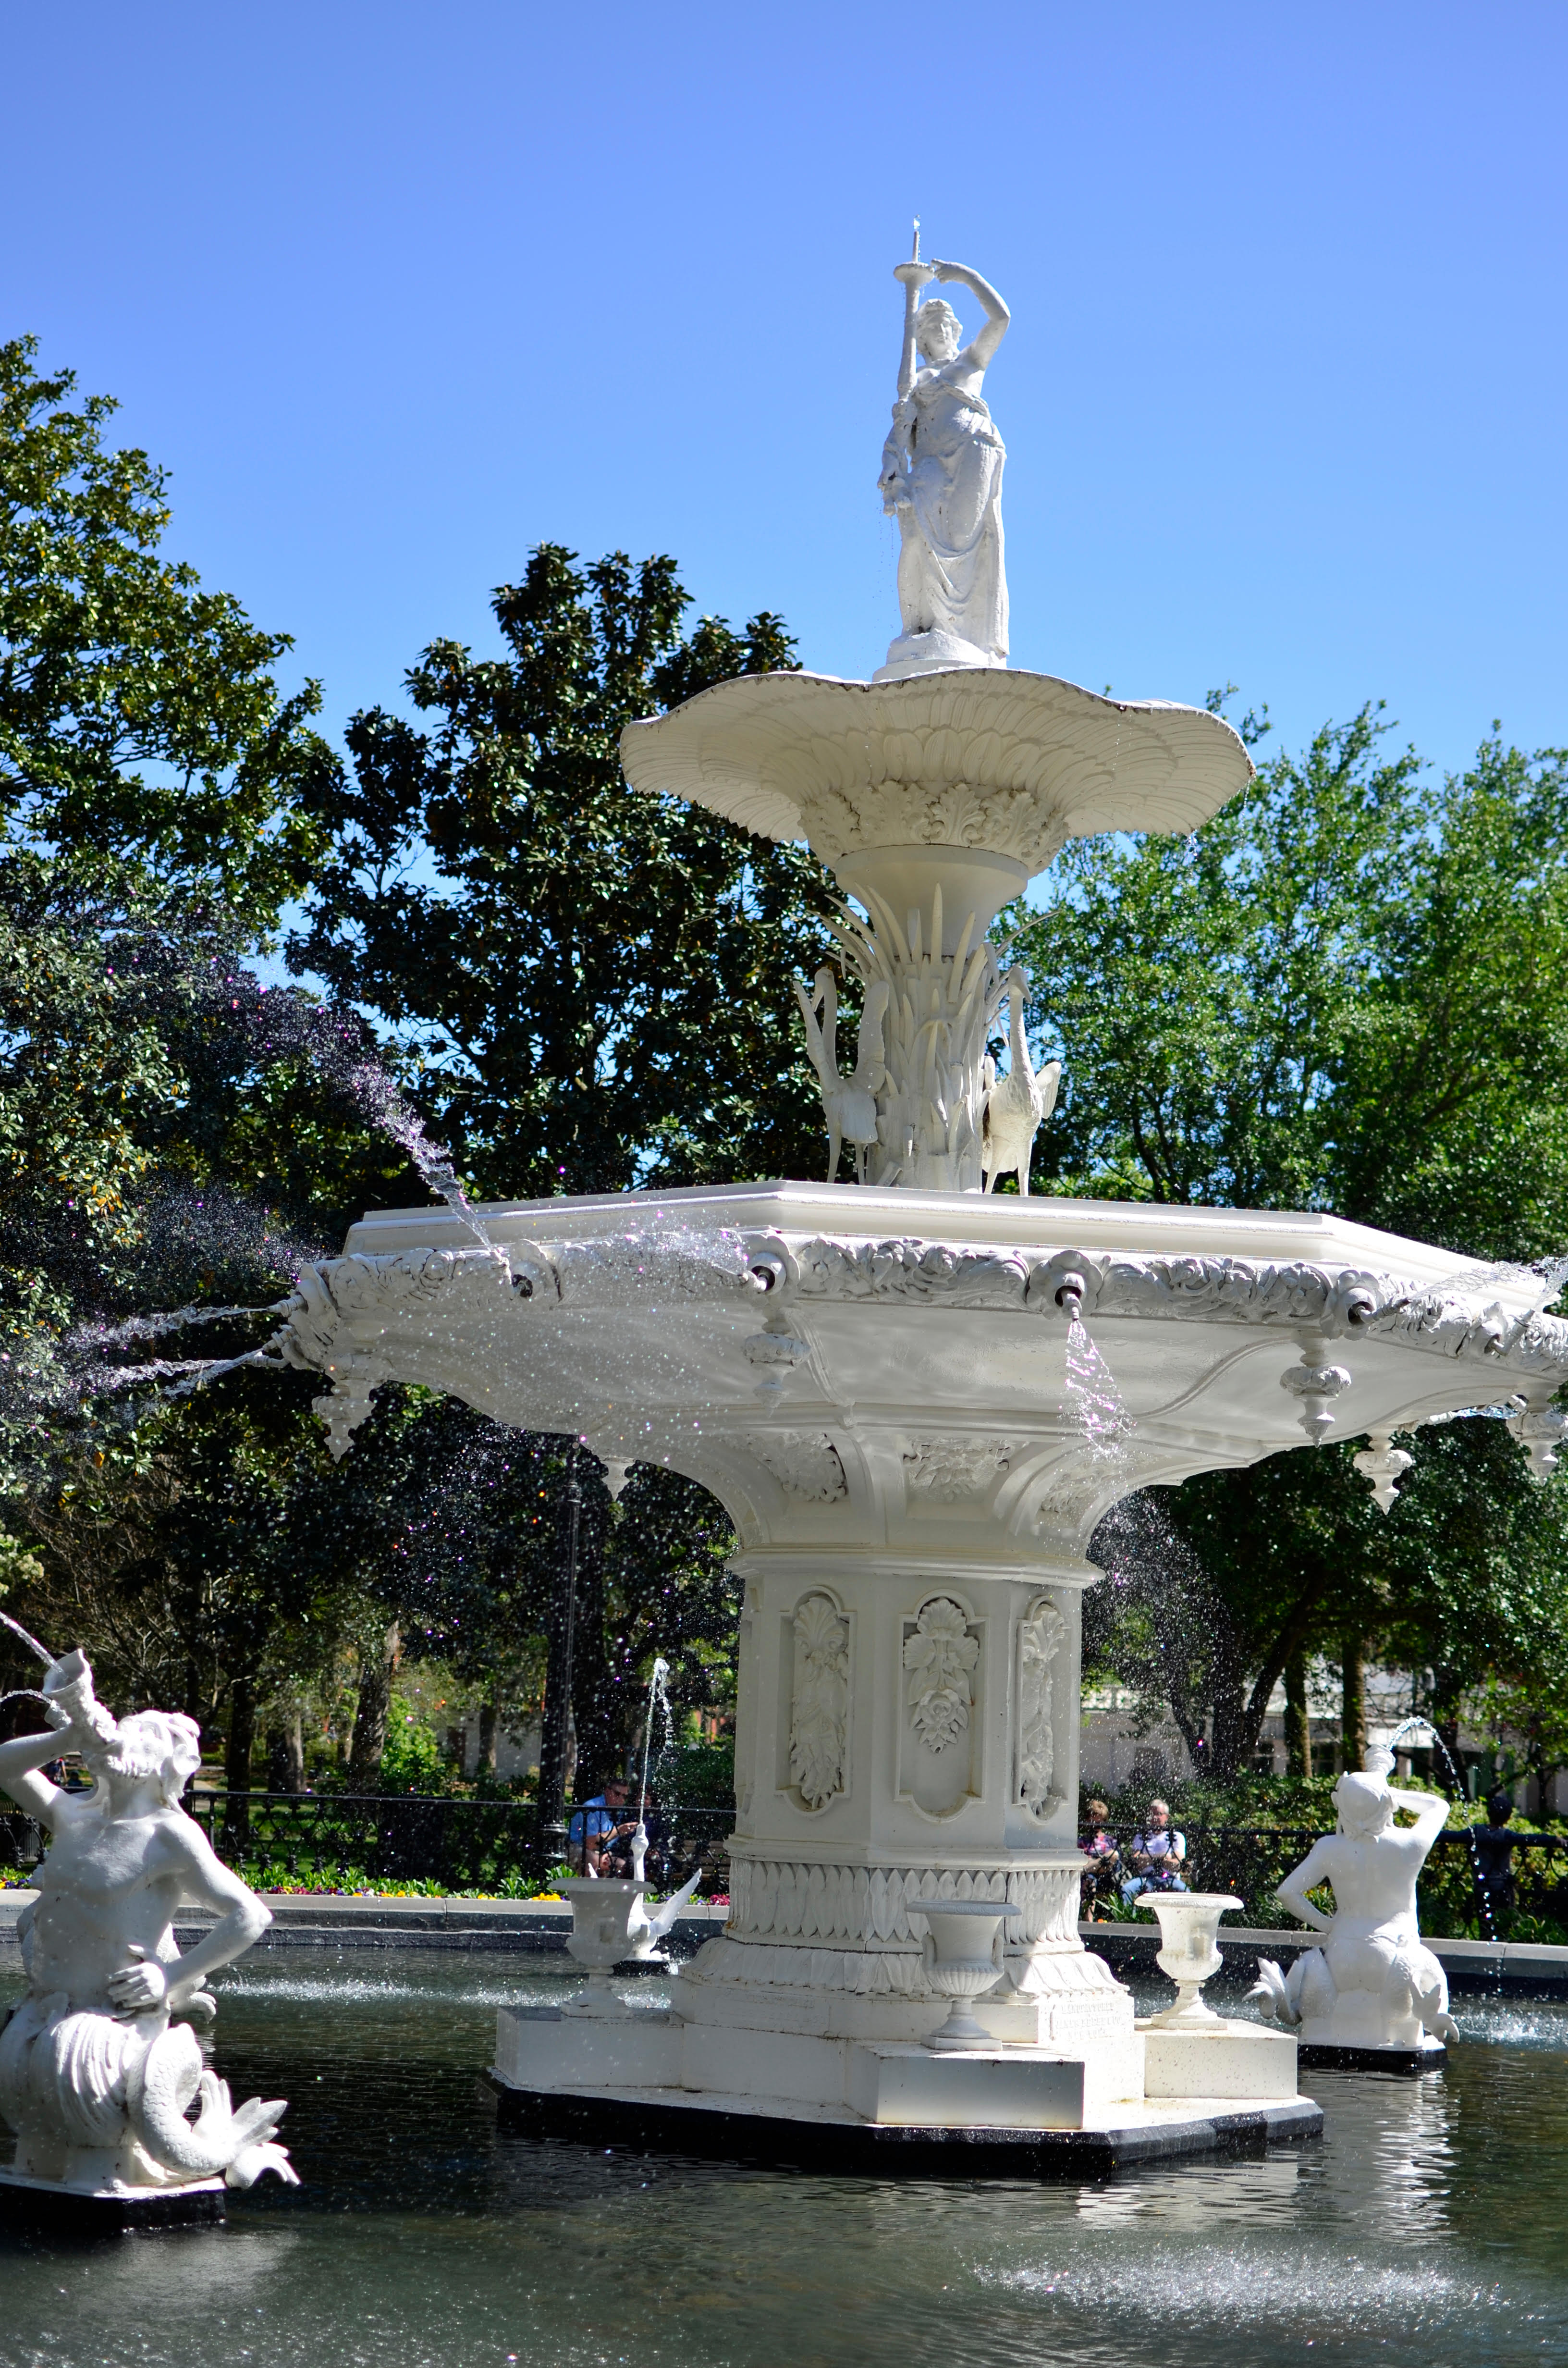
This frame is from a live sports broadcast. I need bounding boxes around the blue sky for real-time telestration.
[6,2,1565,786]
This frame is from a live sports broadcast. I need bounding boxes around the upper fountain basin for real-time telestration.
[282,1183,1568,1576]
[619,670,1253,952]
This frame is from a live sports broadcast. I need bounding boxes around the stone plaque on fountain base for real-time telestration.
[0,2165,225,2230]
[847,2043,1087,2128]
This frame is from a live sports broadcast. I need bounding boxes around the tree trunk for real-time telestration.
[285,1707,306,1792]
[226,1677,256,1846]
[570,1499,619,1793]
[538,1460,583,1851]
[1340,1634,1367,1773]
[226,1678,256,1793]
[1285,1652,1312,1778]
[349,1621,401,1789]
[478,1699,499,1775]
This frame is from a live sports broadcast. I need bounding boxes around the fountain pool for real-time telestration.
[2,1944,1568,2368]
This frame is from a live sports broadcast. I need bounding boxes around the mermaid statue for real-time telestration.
[1250,1745,1460,2057]
[0,1633,296,2205]
[875,229,1010,681]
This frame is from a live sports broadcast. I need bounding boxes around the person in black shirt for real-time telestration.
[1474,1789,1522,1916]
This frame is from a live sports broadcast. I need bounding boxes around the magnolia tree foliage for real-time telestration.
[0,336,331,930]
[290,545,842,1197]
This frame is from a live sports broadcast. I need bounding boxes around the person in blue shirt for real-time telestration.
[566,1775,636,1874]
[1120,1799,1188,1904]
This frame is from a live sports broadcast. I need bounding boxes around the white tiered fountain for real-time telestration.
[279,245,1568,2171]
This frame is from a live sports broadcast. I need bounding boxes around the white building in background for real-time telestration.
[1078,1683,1195,1798]
[1079,1664,1562,1806]
[452,1714,541,1782]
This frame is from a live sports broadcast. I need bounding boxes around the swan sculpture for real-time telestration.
[981,966,1059,1195]
[794,969,891,1184]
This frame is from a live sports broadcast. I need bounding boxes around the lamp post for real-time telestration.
[538,1445,582,1872]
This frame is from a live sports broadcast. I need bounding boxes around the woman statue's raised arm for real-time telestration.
[931,260,1011,370]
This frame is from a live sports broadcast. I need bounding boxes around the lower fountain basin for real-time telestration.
[4,1944,1567,2365]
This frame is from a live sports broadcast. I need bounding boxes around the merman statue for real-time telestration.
[1250,1745,1459,2058]
[0,1634,297,2211]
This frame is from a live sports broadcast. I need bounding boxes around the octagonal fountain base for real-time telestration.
[0,2165,226,2231]
[485,2008,1317,2169]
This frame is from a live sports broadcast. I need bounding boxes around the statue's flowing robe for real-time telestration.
[882,364,1008,662]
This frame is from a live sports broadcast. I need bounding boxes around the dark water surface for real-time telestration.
[1,1947,1565,2368]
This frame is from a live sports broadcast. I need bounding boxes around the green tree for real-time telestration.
[1016,707,1568,1777]
[0,337,331,931]
[1087,1418,1568,1782]
[290,544,841,1196]
[1017,703,1568,1248]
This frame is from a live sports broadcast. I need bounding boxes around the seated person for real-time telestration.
[1120,1798,1188,1903]
[1079,1799,1120,1915]
[565,1776,638,1875]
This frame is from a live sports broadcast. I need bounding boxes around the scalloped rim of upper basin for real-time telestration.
[618,668,1254,863]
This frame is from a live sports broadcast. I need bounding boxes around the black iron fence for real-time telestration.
[191,1791,735,1895]
[1080,1823,1568,1941]
[0,1791,736,1896]
[3,1796,1565,1933]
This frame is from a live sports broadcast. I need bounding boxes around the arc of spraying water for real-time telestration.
[0,1608,57,1667]
[0,1607,60,1723]
[631,1657,673,1887]
[1384,1714,1497,1949]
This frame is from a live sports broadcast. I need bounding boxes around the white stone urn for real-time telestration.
[561,1879,655,2017]
[1140,1892,1242,2029]
[910,1899,1014,2050]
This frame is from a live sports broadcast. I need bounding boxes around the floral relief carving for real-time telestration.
[1016,1597,1067,1817]
[744,1432,847,1503]
[724,1858,1078,1952]
[770,1235,1568,1385]
[904,1438,1020,1501]
[788,1594,851,1810]
[792,1236,1031,1308]
[903,1597,980,1754]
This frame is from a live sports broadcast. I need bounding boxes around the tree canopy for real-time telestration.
[290,545,841,1198]
[4,332,1565,1813]
[0,338,331,931]
[1013,703,1568,1780]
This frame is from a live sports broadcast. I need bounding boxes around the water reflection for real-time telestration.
[1304,2067,1456,2240]
[1075,2154,1302,2230]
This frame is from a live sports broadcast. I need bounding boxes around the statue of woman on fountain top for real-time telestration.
[875,235,1010,683]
